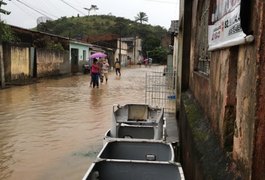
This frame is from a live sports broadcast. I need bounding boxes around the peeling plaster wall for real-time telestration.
[180,0,265,179]
[252,2,265,177]
[2,44,31,82]
[37,49,70,77]
[209,50,231,141]
[10,46,30,80]
[233,45,256,178]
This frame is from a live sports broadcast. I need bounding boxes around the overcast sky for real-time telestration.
[1,0,179,29]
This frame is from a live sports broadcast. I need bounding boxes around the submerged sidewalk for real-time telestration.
[165,112,179,143]
[164,112,180,162]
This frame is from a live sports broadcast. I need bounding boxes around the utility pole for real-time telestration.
[0,0,10,88]
[118,20,124,62]
[119,32,121,62]
[0,44,4,88]
[134,36,136,64]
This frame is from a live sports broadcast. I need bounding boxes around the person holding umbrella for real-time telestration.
[89,52,107,87]
[90,52,107,59]
[91,58,100,88]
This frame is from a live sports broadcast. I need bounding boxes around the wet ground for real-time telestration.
[0,66,161,180]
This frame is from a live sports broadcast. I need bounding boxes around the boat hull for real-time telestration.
[98,140,175,162]
[108,104,166,142]
[82,160,185,180]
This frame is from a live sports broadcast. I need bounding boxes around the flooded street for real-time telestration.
[0,66,159,180]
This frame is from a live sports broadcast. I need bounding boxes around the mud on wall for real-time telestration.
[37,49,70,77]
[2,44,30,82]
[179,92,238,180]
[188,0,235,148]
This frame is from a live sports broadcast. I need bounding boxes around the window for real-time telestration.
[196,2,211,75]
[83,50,86,61]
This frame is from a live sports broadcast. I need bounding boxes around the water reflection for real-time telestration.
[0,66,161,180]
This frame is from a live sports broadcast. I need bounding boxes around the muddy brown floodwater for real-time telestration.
[0,66,162,180]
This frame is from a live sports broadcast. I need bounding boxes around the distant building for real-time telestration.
[86,34,142,67]
[169,20,179,72]
[169,20,179,34]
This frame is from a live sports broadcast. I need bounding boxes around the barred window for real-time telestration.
[198,57,210,75]
[196,2,211,75]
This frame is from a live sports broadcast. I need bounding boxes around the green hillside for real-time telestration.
[36,15,170,62]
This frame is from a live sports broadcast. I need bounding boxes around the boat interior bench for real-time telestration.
[84,161,183,180]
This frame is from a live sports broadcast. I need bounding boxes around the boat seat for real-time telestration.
[128,105,148,120]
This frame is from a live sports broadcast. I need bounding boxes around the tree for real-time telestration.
[135,12,148,24]
[148,46,168,64]
[0,0,11,88]
[0,0,10,15]
[0,22,14,42]
[0,1,13,42]
[84,5,98,16]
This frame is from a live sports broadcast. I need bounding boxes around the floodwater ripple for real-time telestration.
[0,66,162,180]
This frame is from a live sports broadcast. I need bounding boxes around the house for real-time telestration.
[69,40,90,73]
[0,25,100,86]
[1,25,70,82]
[86,33,142,67]
[169,20,179,71]
[121,36,142,65]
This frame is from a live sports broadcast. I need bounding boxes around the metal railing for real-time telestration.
[145,66,176,114]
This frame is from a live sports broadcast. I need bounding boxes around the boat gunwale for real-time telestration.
[103,128,167,143]
[82,160,185,180]
[97,139,175,162]
[113,103,164,124]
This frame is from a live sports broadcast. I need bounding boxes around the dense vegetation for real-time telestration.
[36,15,170,63]
[0,21,14,42]
[0,1,13,42]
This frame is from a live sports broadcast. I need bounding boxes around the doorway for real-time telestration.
[71,48,79,73]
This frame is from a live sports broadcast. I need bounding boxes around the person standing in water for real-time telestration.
[114,58,121,76]
[91,58,100,88]
[102,59,110,83]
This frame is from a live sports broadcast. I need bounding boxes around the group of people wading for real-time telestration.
[90,58,121,88]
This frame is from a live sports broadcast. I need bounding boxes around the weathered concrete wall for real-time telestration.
[233,44,256,178]
[179,92,238,180]
[252,2,265,177]
[10,46,30,80]
[2,44,31,82]
[179,0,265,179]
[209,49,237,149]
[0,44,5,87]
[189,73,210,121]
[37,49,70,77]
[188,0,234,146]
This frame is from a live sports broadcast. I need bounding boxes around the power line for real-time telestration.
[16,0,53,19]
[37,9,58,19]
[32,1,59,19]
[59,0,85,16]
[11,0,36,18]
[144,0,178,4]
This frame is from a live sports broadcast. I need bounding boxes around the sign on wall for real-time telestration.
[208,0,248,51]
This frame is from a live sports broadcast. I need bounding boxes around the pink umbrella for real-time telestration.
[90,52,107,59]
